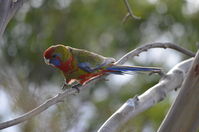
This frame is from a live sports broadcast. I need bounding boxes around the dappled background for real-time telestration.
[0,0,198,131]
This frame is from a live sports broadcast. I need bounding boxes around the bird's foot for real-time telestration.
[72,84,82,93]
[149,70,165,77]
[62,83,72,90]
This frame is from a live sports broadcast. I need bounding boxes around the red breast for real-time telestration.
[56,56,75,73]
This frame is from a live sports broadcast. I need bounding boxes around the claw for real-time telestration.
[72,84,82,93]
[149,70,165,77]
[62,83,72,90]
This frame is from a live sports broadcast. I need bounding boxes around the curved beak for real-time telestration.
[44,58,50,64]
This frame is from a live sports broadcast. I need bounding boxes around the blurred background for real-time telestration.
[0,0,198,131]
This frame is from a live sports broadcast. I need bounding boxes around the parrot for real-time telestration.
[43,44,161,91]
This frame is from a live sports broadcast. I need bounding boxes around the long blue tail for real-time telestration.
[106,65,161,74]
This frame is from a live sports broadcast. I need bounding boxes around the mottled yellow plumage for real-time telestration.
[43,44,161,88]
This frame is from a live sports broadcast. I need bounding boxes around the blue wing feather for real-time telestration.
[78,62,94,72]
[78,62,108,72]
[106,66,161,72]
[78,63,161,74]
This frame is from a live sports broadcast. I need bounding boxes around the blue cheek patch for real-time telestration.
[50,59,61,66]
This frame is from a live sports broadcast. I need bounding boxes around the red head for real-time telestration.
[43,44,74,72]
[43,46,55,60]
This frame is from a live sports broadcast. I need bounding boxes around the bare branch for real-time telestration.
[115,42,195,65]
[0,43,194,130]
[0,86,81,129]
[0,0,196,131]
[158,50,199,132]
[0,0,23,37]
[122,0,141,23]
[98,58,193,132]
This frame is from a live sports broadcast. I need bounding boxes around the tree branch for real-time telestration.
[98,58,193,132]
[158,50,199,132]
[0,42,194,130]
[0,0,23,37]
[0,87,79,129]
[115,42,195,65]
[122,0,141,23]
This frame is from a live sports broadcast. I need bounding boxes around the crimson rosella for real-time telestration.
[43,44,161,90]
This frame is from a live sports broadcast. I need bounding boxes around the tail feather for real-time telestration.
[106,65,161,73]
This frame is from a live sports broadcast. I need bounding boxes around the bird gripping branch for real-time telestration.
[43,44,161,90]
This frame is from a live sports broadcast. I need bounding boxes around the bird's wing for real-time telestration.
[70,47,115,72]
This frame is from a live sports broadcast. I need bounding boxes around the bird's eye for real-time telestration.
[52,54,57,58]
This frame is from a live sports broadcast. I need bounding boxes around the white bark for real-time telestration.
[98,58,193,132]
[0,0,23,37]
[0,43,194,130]
[158,50,199,132]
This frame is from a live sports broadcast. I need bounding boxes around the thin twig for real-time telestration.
[0,88,76,129]
[0,42,195,130]
[115,42,195,65]
[122,0,141,23]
